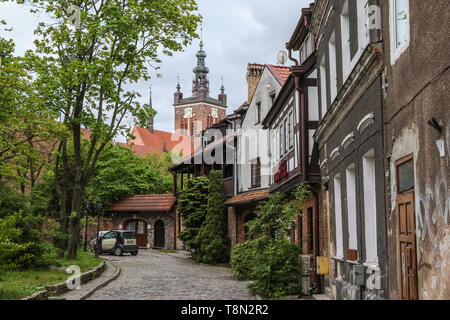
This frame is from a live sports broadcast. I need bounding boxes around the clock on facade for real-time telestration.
[184,107,193,119]
[211,107,218,118]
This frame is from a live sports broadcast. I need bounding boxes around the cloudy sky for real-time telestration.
[1,0,310,137]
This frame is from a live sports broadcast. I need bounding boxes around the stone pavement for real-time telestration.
[87,249,256,300]
[58,260,120,300]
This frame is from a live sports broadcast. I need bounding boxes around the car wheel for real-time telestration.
[131,251,138,256]
[114,247,123,256]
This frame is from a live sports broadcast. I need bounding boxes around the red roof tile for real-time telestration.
[225,189,270,205]
[110,194,176,212]
[127,126,182,156]
[266,65,292,85]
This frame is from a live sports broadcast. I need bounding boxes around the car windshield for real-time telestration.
[123,232,135,239]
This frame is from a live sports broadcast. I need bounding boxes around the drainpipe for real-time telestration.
[225,118,238,196]
[311,187,322,293]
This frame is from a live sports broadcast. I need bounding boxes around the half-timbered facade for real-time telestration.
[263,4,324,295]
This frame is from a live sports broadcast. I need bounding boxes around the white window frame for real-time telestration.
[389,0,410,65]
[328,31,338,104]
[288,111,293,149]
[363,149,378,264]
[346,164,358,252]
[334,174,344,259]
[320,56,327,120]
[340,0,351,82]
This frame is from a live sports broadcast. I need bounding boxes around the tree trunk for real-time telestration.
[67,181,84,259]
[54,141,69,258]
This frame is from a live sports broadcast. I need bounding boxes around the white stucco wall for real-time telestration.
[238,67,282,193]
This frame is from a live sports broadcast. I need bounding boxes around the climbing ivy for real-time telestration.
[246,183,312,239]
[177,176,210,250]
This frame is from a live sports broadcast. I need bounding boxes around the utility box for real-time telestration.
[317,256,329,275]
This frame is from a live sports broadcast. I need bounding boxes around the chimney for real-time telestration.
[246,63,264,102]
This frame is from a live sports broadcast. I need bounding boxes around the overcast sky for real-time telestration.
[0,0,310,138]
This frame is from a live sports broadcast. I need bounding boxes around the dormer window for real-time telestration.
[256,102,261,124]
[269,92,276,105]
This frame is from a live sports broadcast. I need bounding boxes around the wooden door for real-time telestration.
[136,220,147,247]
[154,220,165,248]
[126,220,147,247]
[396,155,418,300]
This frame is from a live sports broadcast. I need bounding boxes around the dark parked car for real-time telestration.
[96,230,139,256]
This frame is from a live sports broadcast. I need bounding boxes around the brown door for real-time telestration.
[154,220,165,248]
[136,220,147,247]
[396,155,418,300]
[126,220,147,247]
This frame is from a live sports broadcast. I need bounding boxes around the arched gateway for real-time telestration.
[154,220,165,248]
[107,194,177,250]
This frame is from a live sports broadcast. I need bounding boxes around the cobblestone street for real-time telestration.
[88,250,256,300]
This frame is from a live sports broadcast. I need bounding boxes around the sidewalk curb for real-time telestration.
[21,260,107,300]
[79,261,121,300]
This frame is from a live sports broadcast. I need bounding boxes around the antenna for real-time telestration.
[277,51,288,66]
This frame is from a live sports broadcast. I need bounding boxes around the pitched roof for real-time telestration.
[110,194,176,212]
[127,126,181,156]
[225,189,270,206]
[234,101,249,114]
[266,65,292,85]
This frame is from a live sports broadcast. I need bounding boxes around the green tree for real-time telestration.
[196,170,229,264]
[177,176,209,250]
[6,0,201,258]
[85,144,173,206]
[0,37,67,189]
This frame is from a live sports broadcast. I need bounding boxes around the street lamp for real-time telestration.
[94,200,103,258]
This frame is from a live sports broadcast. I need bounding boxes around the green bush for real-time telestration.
[0,183,56,271]
[230,238,301,299]
[230,237,270,280]
[196,170,230,264]
[0,212,36,271]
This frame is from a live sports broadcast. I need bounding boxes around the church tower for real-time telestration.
[174,39,227,136]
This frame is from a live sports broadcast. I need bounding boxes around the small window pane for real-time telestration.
[137,221,146,234]
[395,0,409,48]
[124,232,135,239]
[398,159,414,192]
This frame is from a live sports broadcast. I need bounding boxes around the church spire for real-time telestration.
[147,85,154,133]
[192,28,210,98]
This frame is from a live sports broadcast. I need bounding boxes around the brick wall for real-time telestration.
[175,103,226,135]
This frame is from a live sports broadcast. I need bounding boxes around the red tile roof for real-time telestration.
[266,65,291,85]
[110,194,176,212]
[127,126,182,156]
[225,189,270,206]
